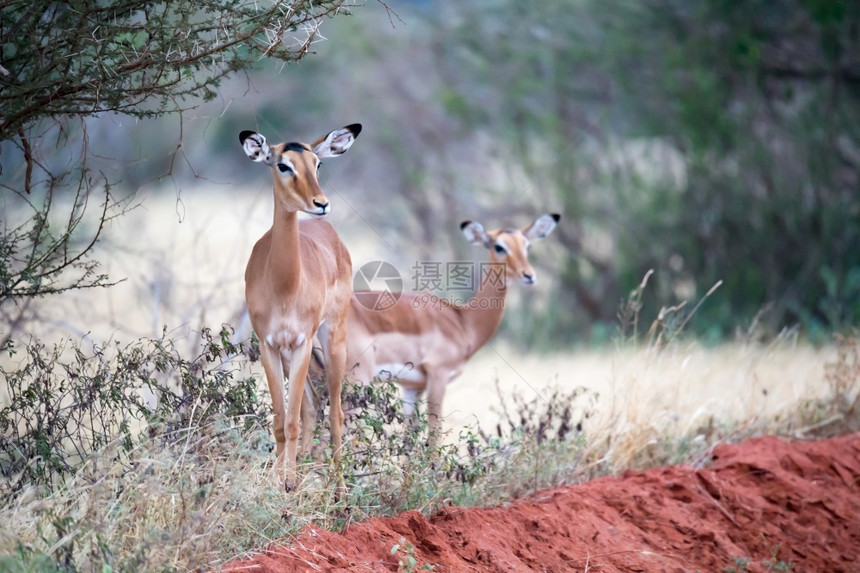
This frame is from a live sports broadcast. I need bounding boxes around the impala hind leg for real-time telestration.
[303,327,328,456]
[300,380,318,457]
[260,344,287,470]
[283,341,313,492]
[425,371,448,445]
[323,325,348,496]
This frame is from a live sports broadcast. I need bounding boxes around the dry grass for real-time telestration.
[447,340,836,469]
[2,189,858,571]
[0,415,343,571]
[1,337,855,571]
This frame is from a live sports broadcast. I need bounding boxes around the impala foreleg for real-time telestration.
[260,344,287,464]
[283,341,313,492]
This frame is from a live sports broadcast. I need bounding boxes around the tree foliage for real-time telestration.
[0,0,357,342]
[432,0,860,342]
[0,0,352,140]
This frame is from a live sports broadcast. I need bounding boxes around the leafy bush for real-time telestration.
[331,376,597,512]
[0,326,265,493]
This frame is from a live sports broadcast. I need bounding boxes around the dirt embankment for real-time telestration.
[227,433,860,572]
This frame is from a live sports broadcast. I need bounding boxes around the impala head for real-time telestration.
[239,124,362,217]
[461,213,560,286]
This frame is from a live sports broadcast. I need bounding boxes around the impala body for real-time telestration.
[240,124,360,491]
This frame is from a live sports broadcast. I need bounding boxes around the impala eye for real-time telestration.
[277,163,292,174]
[494,244,506,255]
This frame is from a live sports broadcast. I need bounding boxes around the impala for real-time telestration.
[344,213,560,437]
[240,123,360,491]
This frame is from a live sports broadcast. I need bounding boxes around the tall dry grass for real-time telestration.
[2,191,858,571]
[2,332,856,571]
[447,340,836,469]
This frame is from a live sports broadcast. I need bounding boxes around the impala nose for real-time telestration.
[312,199,330,214]
[522,272,535,285]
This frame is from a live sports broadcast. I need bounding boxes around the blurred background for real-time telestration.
[3,5,859,567]
[3,0,859,350]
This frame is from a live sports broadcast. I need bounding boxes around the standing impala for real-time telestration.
[345,213,560,437]
[240,123,360,491]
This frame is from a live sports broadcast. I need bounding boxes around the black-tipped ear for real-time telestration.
[461,220,491,247]
[313,124,361,158]
[523,213,560,241]
[240,130,271,164]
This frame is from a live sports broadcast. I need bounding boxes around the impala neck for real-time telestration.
[457,257,509,355]
[268,197,303,293]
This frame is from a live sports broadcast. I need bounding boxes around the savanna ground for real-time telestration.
[1,191,858,572]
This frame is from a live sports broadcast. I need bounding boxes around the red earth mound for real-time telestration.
[226,433,860,572]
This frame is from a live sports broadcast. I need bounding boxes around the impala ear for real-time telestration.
[523,213,560,241]
[460,220,492,247]
[312,123,362,158]
[239,130,273,165]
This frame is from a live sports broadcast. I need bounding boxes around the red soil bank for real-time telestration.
[227,433,860,572]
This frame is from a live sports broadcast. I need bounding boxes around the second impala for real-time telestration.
[345,213,561,437]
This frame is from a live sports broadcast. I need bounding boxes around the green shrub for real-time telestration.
[0,326,264,493]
